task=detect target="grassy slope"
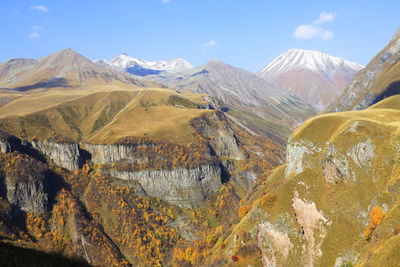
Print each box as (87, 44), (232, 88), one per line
(0, 86), (212, 144)
(215, 95), (400, 266)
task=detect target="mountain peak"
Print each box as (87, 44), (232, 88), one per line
(204, 58), (228, 67)
(258, 49), (363, 76)
(257, 49), (364, 110)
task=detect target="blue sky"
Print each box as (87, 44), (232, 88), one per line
(0, 0), (398, 72)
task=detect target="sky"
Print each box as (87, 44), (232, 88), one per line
(0, 0), (399, 72)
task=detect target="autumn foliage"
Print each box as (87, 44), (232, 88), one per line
(364, 205), (385, 241)
(238, 205), (251, 218)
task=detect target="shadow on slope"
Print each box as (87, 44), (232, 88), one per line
(371, 80), (400, 105)
(12, 78), (70, 92)
(0, 241), (91, 267)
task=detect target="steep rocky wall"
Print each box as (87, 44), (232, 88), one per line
(32, 140), (82, 171)
(5, 178), (48, 214)
(110, 164), (221, 208)
(85, 143), (149, 164)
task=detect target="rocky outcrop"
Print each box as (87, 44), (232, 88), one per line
(32, 140), (82, 171)
(285, 139), (321, 177)
(110, 164), (221, 207)
(191, 112), (246, 160)
(6, 178), (48, 214)
(4, 162), (48, 214)
(292, 192), (331, 267)
(257, 221), (294, 267)
(0, 130), (20, 154)
(85, 143), (149, 164)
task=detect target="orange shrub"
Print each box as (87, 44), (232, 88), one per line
(238, 205), (251, 218)
(364, 205), (385, 241)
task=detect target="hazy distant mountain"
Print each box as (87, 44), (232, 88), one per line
(145, 58), (317, 136)
(0, 48), (145, 91)
(326, 28), (400, 112)
(94, 54), (193, 76)
(257, 49), (363, 110)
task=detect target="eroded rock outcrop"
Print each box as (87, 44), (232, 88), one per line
(285, 139), (321, 177)
(85, 143), (149, 164)
(257, 221), (294, 267)
(0, 130), (20, 154)
(4, 160), (48, 214)
(292, 192), (331, 267)
(32, 140), (82, 171)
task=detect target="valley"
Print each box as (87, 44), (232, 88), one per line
(0, 5), (399, 265)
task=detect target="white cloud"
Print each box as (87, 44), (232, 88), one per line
(314, 12), (336, 24)
(30, 5), (49, 12)
(29, 32), (40, 39)
(203, 40), (218, 47)
(32, 25), (43, 31)
(29, 25), (43, 39)
(161, 0), (170, 3)
(293, 11), (335, 40)
(294, 25), (333, 40)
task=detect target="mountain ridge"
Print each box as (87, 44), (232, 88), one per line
(326, 27), (400, 112)
(0, 48), (147, 91)
(94, 53), (193, 76)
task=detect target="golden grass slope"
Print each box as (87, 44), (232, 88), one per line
(0, 86), (212, 144)
(212, 95), (400, 266)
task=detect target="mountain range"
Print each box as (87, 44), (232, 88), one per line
(1, 25), (400, 267)
(94, 53), (193, 76)
(143, 58), (317, 136)
(95, 49), (363, 112)
(0, 48), (147, 92)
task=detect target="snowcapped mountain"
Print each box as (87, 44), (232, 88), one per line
(257, 49), (363, 110)
(94, 54), (193, 76)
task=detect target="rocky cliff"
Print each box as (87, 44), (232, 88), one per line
(110, 164), (221, 207)
(32, 140), (82, 171)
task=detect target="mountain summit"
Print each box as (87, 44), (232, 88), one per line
(257, 49), (363, 110)
(94, 54), (193, 76)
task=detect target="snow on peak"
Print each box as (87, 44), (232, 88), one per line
(258, 49), (364, 77)
(94, 54), (193, 74)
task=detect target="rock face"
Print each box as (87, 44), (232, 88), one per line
(85, 143), (145, 164)
(32, 140), (82, 171)
(85, 111), (249, 207)
(291, 192), (331, 267)
(4, 160), (48, 214)
(0, 130), (20, 154)
(110, 164), (221, 207)
(5, 177), (48, 214)
(285, 139), (321, 177)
